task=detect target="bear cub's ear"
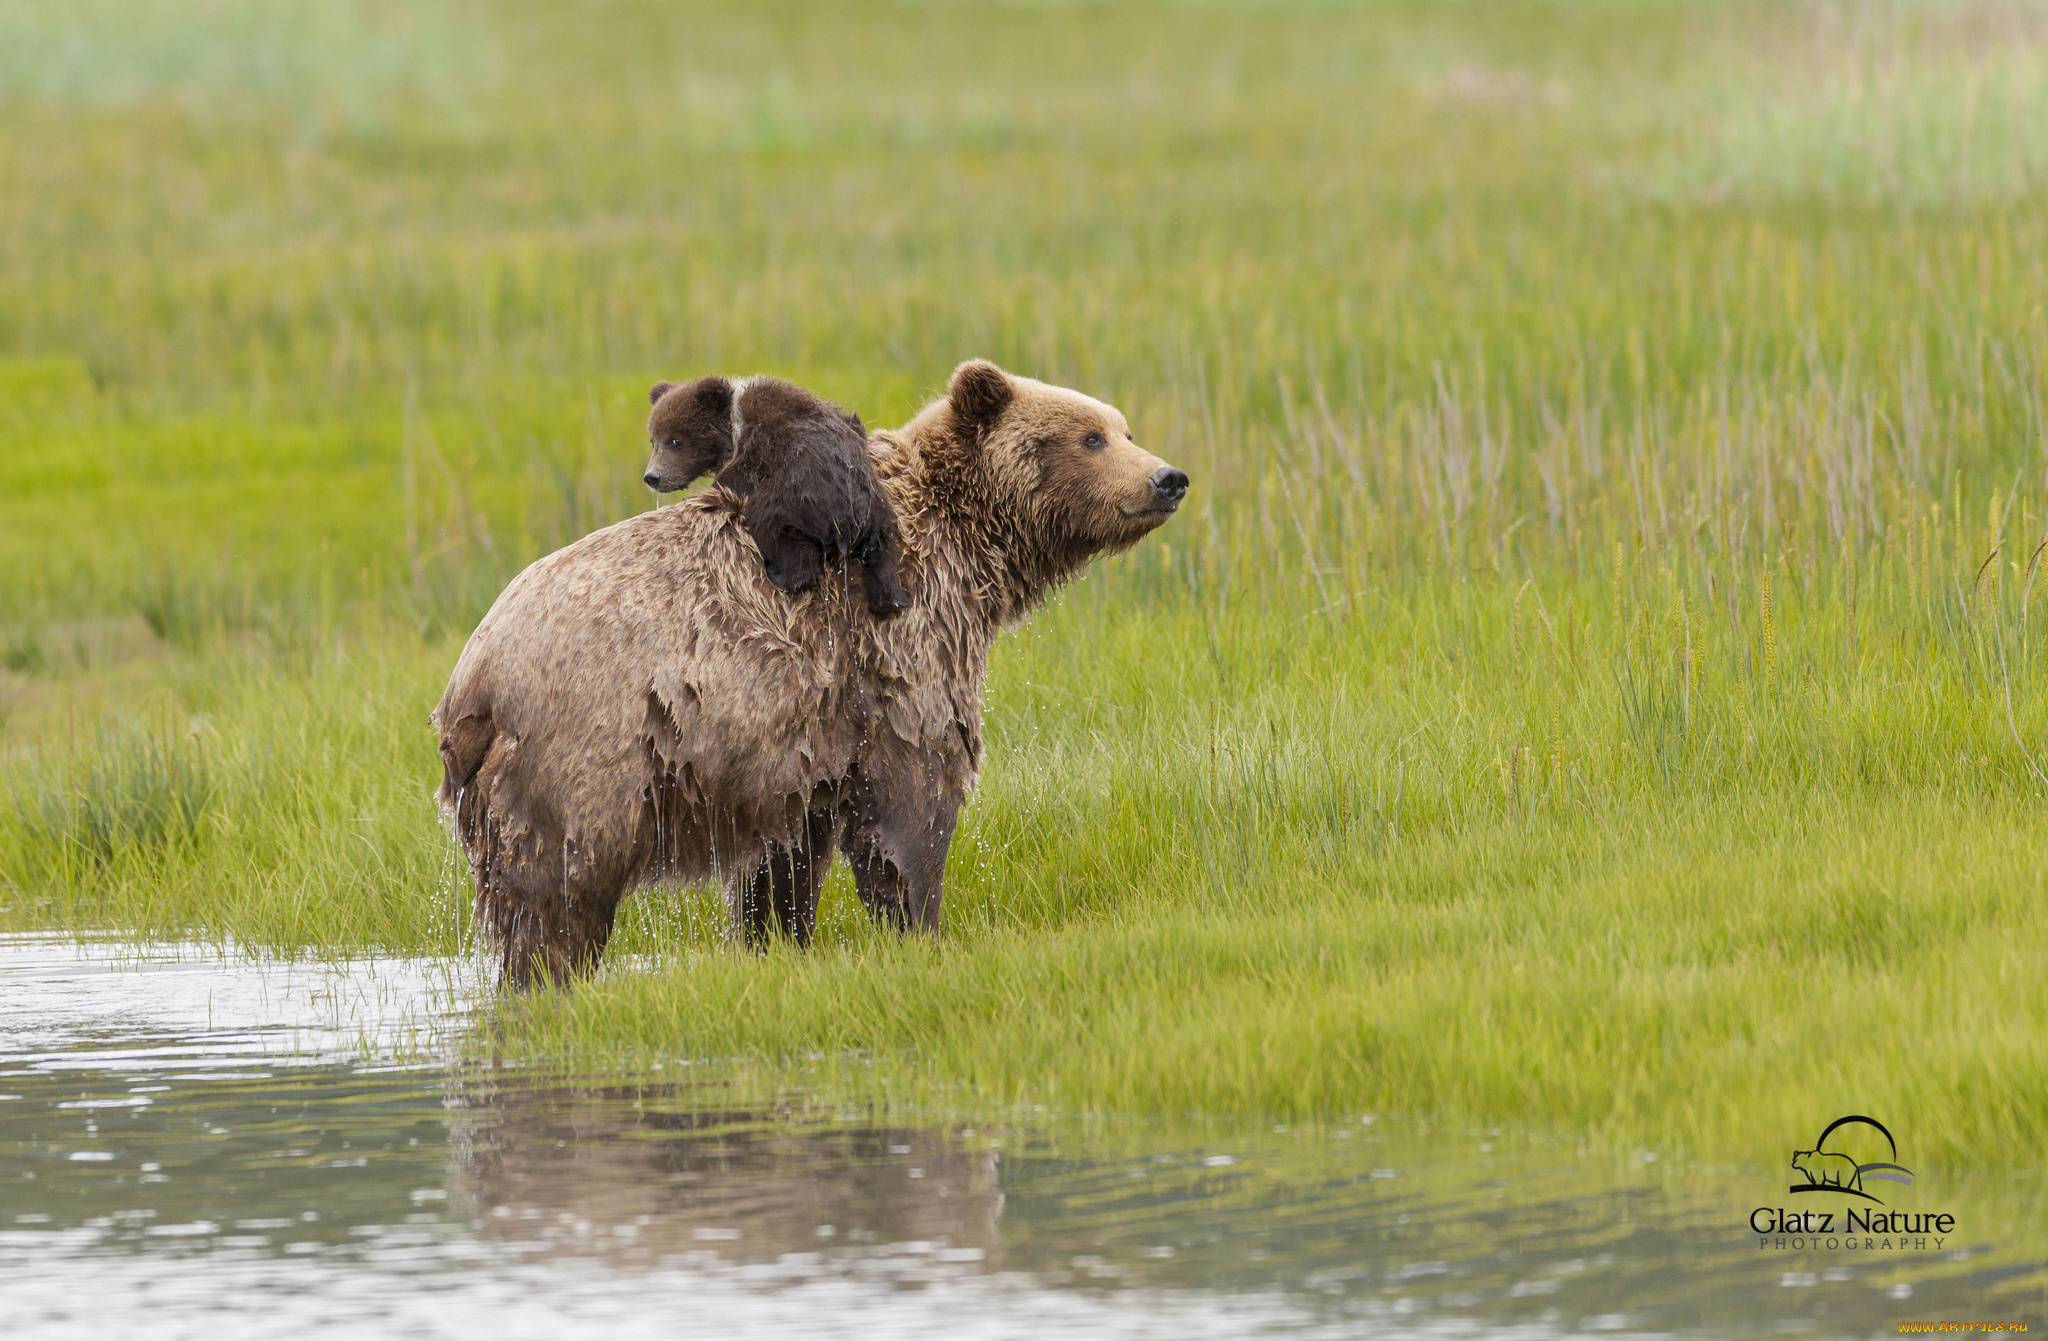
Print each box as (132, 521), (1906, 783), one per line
(692, 377), (735, 413)
(649, 380), (677, 405)
(948, 360), (1012, 428)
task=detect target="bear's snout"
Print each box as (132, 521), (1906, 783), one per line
(1149, 465), (1189, 507)
(643, 470), (662, 489)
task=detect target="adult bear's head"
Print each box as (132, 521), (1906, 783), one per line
(940, 360), (1188, 580)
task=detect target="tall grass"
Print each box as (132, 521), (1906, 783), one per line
(1, 0), (2046, 1160)
(9, 724), (215, 900)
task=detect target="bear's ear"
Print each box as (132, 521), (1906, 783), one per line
(692, 376), (735, 412)
(648, 380), (677, 405)
(948, 360), (1012, 429)
(841, 409), (866, 438)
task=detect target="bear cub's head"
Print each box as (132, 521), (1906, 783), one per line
(945, 360), (1189, 562)
(644, 376), (738, 493)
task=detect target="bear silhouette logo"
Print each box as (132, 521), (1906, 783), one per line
(1790, 1116), (1914, 1204)
(1791, 1149), (1862, 1192)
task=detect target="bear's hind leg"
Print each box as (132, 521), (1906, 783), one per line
(473, 827), (629, 991)
(503, 896), (623, 989)
(483, 873), (627, 990)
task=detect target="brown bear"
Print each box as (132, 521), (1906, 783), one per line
(643, 375), (910, 618)
(433, 360), (1189, 987)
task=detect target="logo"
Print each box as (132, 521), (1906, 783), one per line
(1750, 1114), (1955, 1249)
(1789, 1114), (1914, 1204)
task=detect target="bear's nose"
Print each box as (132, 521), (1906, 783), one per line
(1149, 466), (1189, 505)
(643, 472), (662, 489)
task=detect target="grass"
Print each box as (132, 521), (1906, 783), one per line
(2, 0), (2047, 1164)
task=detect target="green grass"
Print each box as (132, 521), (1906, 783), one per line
(3, 0), (2047, 1164)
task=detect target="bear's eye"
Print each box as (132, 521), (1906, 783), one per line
(668, 436), (683, 448)
(1083, 431), (1106, 451)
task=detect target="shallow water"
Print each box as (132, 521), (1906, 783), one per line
(1, 935), (2041, 1338)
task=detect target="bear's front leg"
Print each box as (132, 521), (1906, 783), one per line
(776, 807), (839, 945)
(841, 746), (963, 933)
(730, 808), (837, 950)
(752, 522), (826, 595)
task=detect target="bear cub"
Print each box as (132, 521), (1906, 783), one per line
(644, 375), (911, 617)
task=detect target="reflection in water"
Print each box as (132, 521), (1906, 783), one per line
(0, 935), (2044, 1338)
(449, 1078), (1005, 1270)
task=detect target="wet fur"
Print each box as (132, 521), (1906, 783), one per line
(437, 362), (1183, 987)
(646, 375), (910, 617)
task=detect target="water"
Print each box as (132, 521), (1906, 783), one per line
(1, 935), (2041, 1338)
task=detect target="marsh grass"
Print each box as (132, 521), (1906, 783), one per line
(12, 724), (215, 868)
(2, 0), (2046, 1162)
